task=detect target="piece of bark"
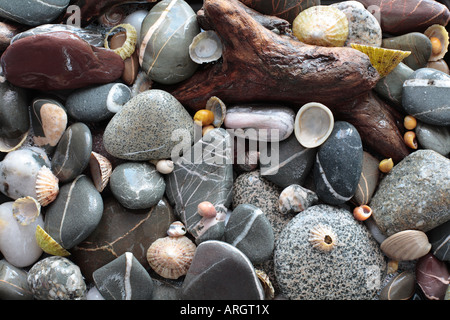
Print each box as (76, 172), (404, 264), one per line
(330, 90), (410, 163)
(171, 0), (379, 111)
(358, 0), (449, 35)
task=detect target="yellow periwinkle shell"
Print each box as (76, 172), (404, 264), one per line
(292, 6), (349, 47)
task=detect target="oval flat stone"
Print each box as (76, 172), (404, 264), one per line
(44, 175), (103, 250)
(0, 0), (70, 26)
(313, 121), (363, 205)
(224, 203), (274, 264)
(0, 259), (33, 300)
(139, 0), (200, 84)
(1, 31), (124, 91)
(374, 62), (414, 108)
(109, 162), (166, 210)
(0, 80), (29, 140)
(415, 121), (450, 156)
(351, 151), (380, 206)
(93, 252), (154, 300)
(403, 68), (450, 126)
(180, 240), (265, 300)
(51, 122), (92, 183)
(382, 33), (432, 70)
(103, 89), (193, 161)
(66, 83), (131, 122)
(380, 270), (415, 300)
(370, 150), (450, 236)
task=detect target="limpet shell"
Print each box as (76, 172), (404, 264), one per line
(35, 225), (70, 257)
(189, 30), (223, 64)
(350, 43), (411, 77)
(89, 151), (112, 192)
(292, 6), (349, 47)
(205, 96), (226, 128)
(380, 230), (431, 261)
(294, 102), (334, 148)
(424, 24), (449, 62)
(146, 235), (196, 279)
(104, 23), (137, 60)
(35, 166), (59, 207)
(0, 129), (28, 152)
(12, 196), (41, 226)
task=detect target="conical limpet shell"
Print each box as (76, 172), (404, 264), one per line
(206, 96), (226, 128)
(424, 24), (449, 62)
(380, 230), (431, 261)
(89, 151), (112, 192)
(189, 30), (223, 64)
(35, 225), (70, 257)
(350, 43), (411, 77)
(308, 224), (337, 252)
(35, 166), (59, 206)
(0, 129), (29, 152)
(104, 23), (137, 60)
(12, 196), (41, 226)
(146, 235), (196, 279)
(294, 102), (334, 148)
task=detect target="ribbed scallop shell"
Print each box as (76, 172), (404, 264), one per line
(35, 166), (59, 206)
(89, 152), (112, 192)
(380, 230), (431, 261)
(147, 236), (196, 279)
(292, 6), (349, 47)
(35, 225), (71, 257)
(12, 196), (41, 226)
(350, 43), (411, 77)
(424, 24), (449, 62)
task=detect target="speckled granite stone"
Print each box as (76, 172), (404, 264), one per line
(370, 150), (450, 236)
(274, 204), (386, 300)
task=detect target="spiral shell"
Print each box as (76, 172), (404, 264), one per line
(12, 196), (41, 226)
(35, 225), (70, 257)
(308, 224), (337, 252)
(35, 166), (59, 206)
(89, 151), (112, 192)
(424, 24), (449, 62)
(146, 235), (196, 279)
(155, 159), (174, 174)
(104, 23), (137, 60)
(292, 6), (349, 47)
(380, 230), (431, 261)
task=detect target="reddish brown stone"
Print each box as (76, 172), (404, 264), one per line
(1, 31), (124, 91)
(416, 253), (450, 300)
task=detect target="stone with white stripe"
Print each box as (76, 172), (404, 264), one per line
(313, 121), (363, 205)
(0, 0), (70, 26)
(224, 203), (274, 264)
(402, 68), (450, 126)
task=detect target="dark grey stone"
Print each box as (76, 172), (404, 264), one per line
(427, 219), (450, 262)
(382, 33), (432, 70)
(313, 121), (363, 205)
(0, 0), (70, 26)
(0, 259), (33, 300)
(0, 80), (29, 139)
(415, 121), (450, 156)
(374, 62), (414, 107)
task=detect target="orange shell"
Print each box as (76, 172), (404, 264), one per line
(353, 204), (372, 221)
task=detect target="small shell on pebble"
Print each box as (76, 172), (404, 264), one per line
(403, 115), (417, 130)
(197, 201), (217, 218)
(308, 224), (337, 252)
(205, 96), (226, 128)
(12, 196), (41, 226)
(424, 24), (449, 61)
(255, 269), (275, 300)
(167, 221), (186, 237)
(189, 30), (223, 64)
(89, 151), (112, 192)
(104, 23), (137, 60)
(35, 166), (59, 207)
(155, 159), (174, 174)
(146, 235), (196, 279)
(380, 230), (431, 261)
(193, 109), (215, 126)
(294, 102), (334, 148)
(35, 225), (70, 257)
(404, 131), (418, 149)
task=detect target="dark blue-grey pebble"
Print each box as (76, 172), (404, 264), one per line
(0, 0), (70, 26)
(0, 80), (29, 139)
(415, 121), (450, 156)
(313, 121), (363, 205)
(0, 259), (33, 300)
(427, 219), (450, 262)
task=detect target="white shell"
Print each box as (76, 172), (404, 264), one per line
(167, 221), (186, 237)
(294, 102), (334, 148)
(205, 96), (226, 128)
(380, 230), (431, 261)
(12, 196), (41, 226)
(189, 30), (223, 64)
(155, 159), (174, 174)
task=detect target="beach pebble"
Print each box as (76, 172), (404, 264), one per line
(382, 33), (432, 70)
(71, 196), (175, 283)
(0, 259), (33, 300)
(44, 175), (103, 250)
(415, 121), (450, 156)
(103, 89), (193, 161)
(374, 62), (414, 108)
(51, 122), (92, 183)
(0, 80), (29, 140)
(351, 151), (380, 206)
(416, 253), (450, 300)
(109, 162), (165, 210)
(379, 270), (416, 300)
(278, 184), (318, 215)
(180, 240), (265, 300)
(93, 252), (154, 300)
(274, 204), (386, 300)
(370, 150), (450, 236)
(0, 0), (70, 26)
(402, 68), (450, 126)
(427, 219), (450, 262)
(224, 203), (274, 264)
(27, 256), (86, 300)
(313, 121), (363, 205)
(0, 201), (43, 268)
(65, 83), (131, 122)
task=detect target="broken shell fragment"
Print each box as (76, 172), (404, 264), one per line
(255, 269), (275, 300)
(167, 221), (187, 237)
(292, 6), (349, 47)
(424, 24), (449, 62)
(205, 96), (226, 128)
(35, 225), (70, 257)
(89, 151), (112, 192)
(12, 196), (41, 226)
(351, 43), (411, 77)
(294, 102), (334, 148)
(189, 30), (223, 64)
(35, 166), (59, 206)
(146, 235), (196, 279)
(380, 230), (431, 261)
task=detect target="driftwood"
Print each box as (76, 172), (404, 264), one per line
(171, 0), (379, 111)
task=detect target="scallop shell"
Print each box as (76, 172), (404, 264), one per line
(308, 224), (338, 252)
(35, 166), (59, 206)
(350, 43), (411, 77)
(104, 23), (137, 60)
(424, 24), (449, 62)
(206, 96), (226, 128)
(35, 225), (70, 257)
(380, 230), (431, 261)
(146, 235), (196, 279)
(294, 102), (334, 148)
(292, 6), (349, 47)
(0, 129), (29, 152)
(12, 196), (41, 226)
(189, 30), (223, 64)
(89, 151), (112, 192)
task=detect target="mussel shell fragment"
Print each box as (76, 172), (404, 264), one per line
(294, 102), (334, 148)
(35, 225), (70, 257)
(189, 30), (223, 64)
